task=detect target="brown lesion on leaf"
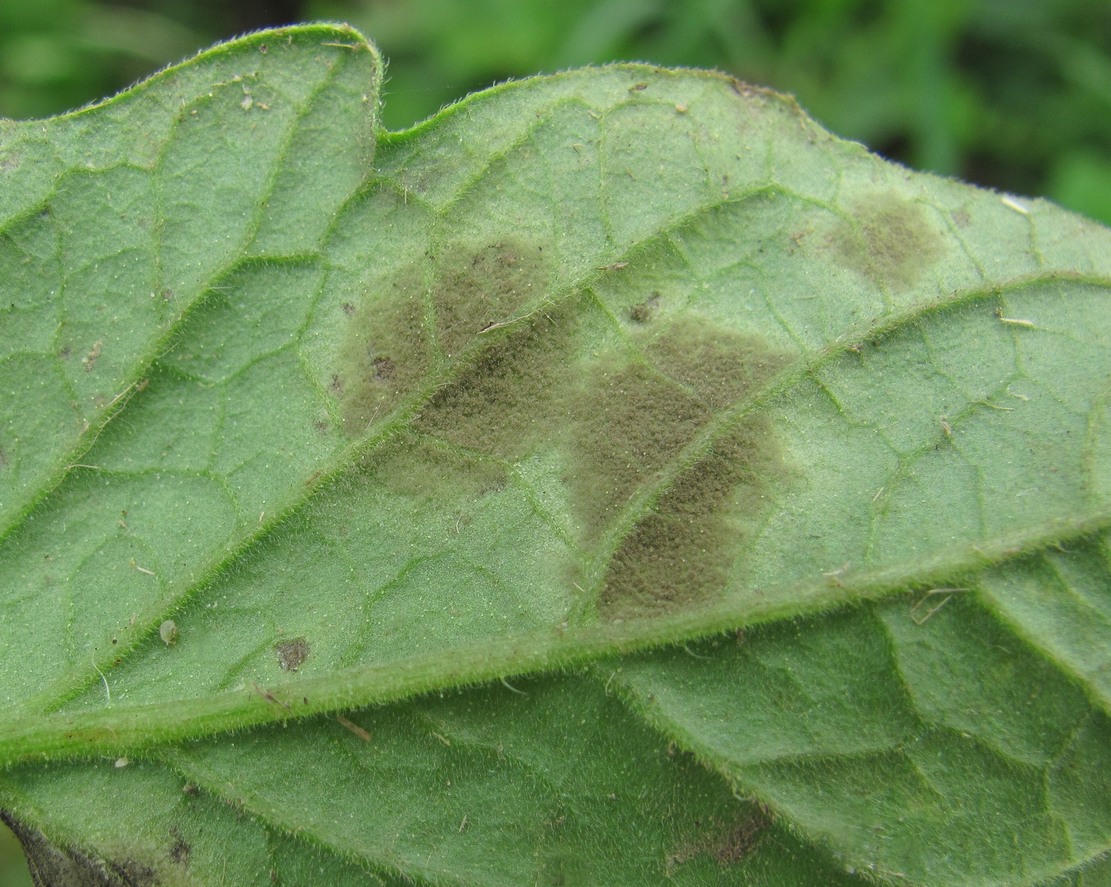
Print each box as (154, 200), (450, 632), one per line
(82, 339), (103, 372)
(668, 807), (771, 873)
(415, 297), (579, 460)
(335, 238), (553, 439)
(646, 318), (790, 410)
(168, 829), (190, 867)
(576, 319), (794, 619)
(274, 636), (309, 671)
(335, 266), (431, 437)
(627, 292), (660, 324)
(832, 191), (944, 291)
(332, 234), (793, 621)
(431, 239), (550, 359)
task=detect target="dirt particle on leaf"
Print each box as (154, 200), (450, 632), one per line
(82, 340), (103, 372)
(274, 636), (309, 671)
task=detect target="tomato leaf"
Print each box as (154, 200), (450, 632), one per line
(2, 25), (1109, 886)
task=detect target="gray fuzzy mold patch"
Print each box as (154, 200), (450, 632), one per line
(581, 321), (792, 620)
(335, 264), (430, 437)
(833, 192), (944, 291)
(334, 237), (794, 621)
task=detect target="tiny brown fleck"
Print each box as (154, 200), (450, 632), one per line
(372, 356), (395, 380)
(274, 636), (309, 671)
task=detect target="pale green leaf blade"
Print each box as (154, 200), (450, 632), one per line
(0, 23), (378, 535)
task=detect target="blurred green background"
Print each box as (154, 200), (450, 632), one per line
(1, 0), (1109, 880)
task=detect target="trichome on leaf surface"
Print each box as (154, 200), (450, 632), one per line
(1, 23), (1110, 887)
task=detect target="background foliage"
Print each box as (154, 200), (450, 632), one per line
(1, 1), (1109, 882)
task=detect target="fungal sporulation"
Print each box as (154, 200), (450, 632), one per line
(274, 636), (309, 671)
(670, 809), (770, 870)
(334, 237), (794, 621)
(432, 240), (550, 359)
(361, 432), (508, 500)
(571, 361), (709, 536)
(598, 418), (783, 619)
(575, 321), (792, 617)
(647, 319), (789, 410)
(336, 267), (430, 436)
(833, 192), (944, 290)
(415, 299), (579, 460)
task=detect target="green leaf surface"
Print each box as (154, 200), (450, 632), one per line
(2, 24), (1110, 886)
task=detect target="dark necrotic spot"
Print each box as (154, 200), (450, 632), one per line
(628, 292), (660, 323)
(274, 637), (309, 672)
(168, 831), (190, 867)
(669, 808), (770, 871)
(371, 356), (395, 380)
(711, 811), (769, 866)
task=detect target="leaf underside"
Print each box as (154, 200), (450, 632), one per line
(1, 24), (1110, 887)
